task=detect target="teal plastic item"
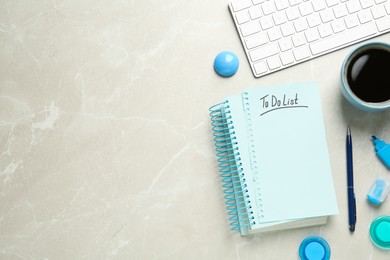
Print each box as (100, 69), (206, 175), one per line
(299, 236), (331, 260)
(372, 136), (390, 169)
(370, 216), (390, 249)
(213, 51), (239, 77)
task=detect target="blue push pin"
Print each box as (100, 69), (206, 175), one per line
(213, 51), (239, 77)
(299, 236), (331, 260)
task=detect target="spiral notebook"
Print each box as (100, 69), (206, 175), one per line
(209, 83), (338, 236)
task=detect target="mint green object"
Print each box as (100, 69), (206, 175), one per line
(370, 216), (390, 250)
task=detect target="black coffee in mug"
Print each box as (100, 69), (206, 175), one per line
(346, 46), (390, 103)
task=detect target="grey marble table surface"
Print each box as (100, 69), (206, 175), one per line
(1, 1), (390, 259)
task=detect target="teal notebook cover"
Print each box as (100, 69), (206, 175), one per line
(210, 82), (338, 235)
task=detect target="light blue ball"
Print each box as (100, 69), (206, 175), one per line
(214, 51), (239, 77)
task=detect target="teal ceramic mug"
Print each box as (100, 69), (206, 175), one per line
(340, 42), (390, 112)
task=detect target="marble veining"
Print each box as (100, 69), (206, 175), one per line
(1, 0), (390, 259)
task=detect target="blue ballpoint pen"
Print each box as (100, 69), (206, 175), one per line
(347, 126), (356, 232)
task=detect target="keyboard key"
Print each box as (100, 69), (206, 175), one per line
(333, 4), (348, 18)
(268, 27), (283, 41)
(331, 19), (346, 33)
(345, 14), (360, 28)
(249, 43), (280, 62)
(292, 33), (306, 46)
(346, 0), (361, 13)
(280, 51), (295, 65)
(305, 28), (320, 42)
(279, 38), (293, 51)
(358, 9), (373, 23)
(286, 6), (300, 20)
(293, 46), (311, 60)
(267, 56), (282, 69)
(253, 61), (268, 74)
(385, 2), (390, 14)
(371, 5), (386, 18)
(307, 13), (322, 27)
(360, 0), (375, 9)
(289, 0), (302, 6)
(273, 12), (288, 25)
(236, 10), (250, 24)
(318, 23), (333, 37)
(249, 6), (263, 19)
(260, 16), (274, 30)
(299, 2), (314, 16)
(231, 0), (252, 11)
(376, 16), (390, 31)
(320, 9), (334, 22)
(252, 0), (264, 5)
(262, 1), (276, 15)
(240, 21), (261, 36)
(281, 23), (296, 36)
(245, 32), (269, 49)
(312, 0), (327, 11)
(294, 18), (309, 32)
(326, 0), (339, 7)
(275, 0), (290, 10)
(310, 22), (377, 55)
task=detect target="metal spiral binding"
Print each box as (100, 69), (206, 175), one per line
(209, 101), (255, 231)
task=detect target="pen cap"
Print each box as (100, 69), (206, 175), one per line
(370, 216), (390, 250)
(299, 236), (331, 260)
(367, 178), (390, 205)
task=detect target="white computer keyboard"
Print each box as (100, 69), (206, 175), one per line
(229, 0), (390, 77)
